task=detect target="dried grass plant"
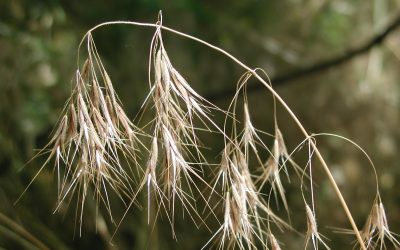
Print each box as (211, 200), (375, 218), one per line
(18, 12), (399, 249)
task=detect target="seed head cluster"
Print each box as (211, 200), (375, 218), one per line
(22, 17), (399, 250)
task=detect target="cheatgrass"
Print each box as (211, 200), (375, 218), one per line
(18, 12), (399, 250)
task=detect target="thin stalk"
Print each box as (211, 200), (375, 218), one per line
(0, 224), (40, 250)
(79, 20), (366, 249)
(0, 212), (50, 250)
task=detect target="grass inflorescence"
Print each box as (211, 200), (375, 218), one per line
(18, 12), (399, 250)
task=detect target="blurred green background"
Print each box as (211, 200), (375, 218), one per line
(1, 0), (400, 249)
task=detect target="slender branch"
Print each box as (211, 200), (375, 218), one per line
(207, 12), (400, 101)
(82, 19), (367, 249)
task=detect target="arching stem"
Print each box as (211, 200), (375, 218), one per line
(79, 20), (366, 249)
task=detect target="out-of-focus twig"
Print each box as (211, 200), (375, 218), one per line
(206, 12), (400, 101)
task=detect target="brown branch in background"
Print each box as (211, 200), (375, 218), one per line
(207, 13), (400, 102)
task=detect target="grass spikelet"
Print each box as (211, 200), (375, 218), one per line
(273, 127), (302, 179)
(258, 155), (288, 213)
(202, 71), (291, 249)
(269, 232), (282, 250)
(305, 204), (330, 250)
(130, 20), (228, 234)
(358, 195), (400, 249)
(228, 71), (295, 214)
(20, 32), (143, 233)
(204, 138), (288, 250)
